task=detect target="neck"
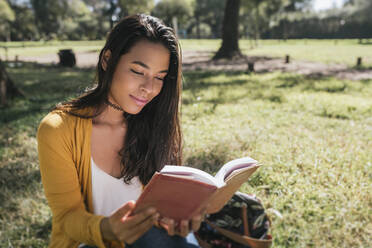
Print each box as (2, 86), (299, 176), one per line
(94, 101), (126, 127)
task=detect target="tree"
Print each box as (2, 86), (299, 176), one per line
(58, 0), (98, 40)
(151, 0), (192, 36)
(240, 0), (312, 42)
(0, 0), (15, 41)
(213, 0), (241, 59)
(9, 4), (39, 41)
(193, 0), (225, 38)
(82, 0), (111, 37)
(118, 0), (154, 17)
(0, 60), (24, 106)
(30, 0), (69, 39)
(213, 0), (313, 59)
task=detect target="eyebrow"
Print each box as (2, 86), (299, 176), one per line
(131, 61), (168, 73)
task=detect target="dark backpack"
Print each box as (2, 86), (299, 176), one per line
(195, 192), (272, 248)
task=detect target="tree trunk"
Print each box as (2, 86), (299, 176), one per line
(108, 0), (117, 29)
(213, 0), (242, 60)
(0, 60), (24, 106)
(254, 1), (259, 47)
(196, 14), (201, 39)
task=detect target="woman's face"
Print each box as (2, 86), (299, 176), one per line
(108, 39), (170, 114)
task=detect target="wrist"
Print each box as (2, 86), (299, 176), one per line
(100, 217), (118, 241)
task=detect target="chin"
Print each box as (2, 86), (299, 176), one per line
(125, 106), (144, 115)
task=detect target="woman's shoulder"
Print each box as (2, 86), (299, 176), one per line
(39, 109), (74, 130)
(37, 110), (73, 143)
(37, 107), (93, 139)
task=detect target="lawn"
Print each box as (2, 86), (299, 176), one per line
(0, 61), (371, 247)
(1, 39), (372, 67)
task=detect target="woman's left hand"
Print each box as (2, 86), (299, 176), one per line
(159, 212), (206, 237)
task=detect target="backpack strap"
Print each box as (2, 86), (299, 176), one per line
(206, 220), (272, 248)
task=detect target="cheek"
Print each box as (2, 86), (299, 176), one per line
(154, 82), (164, 96)
(112, 72), (136, 91)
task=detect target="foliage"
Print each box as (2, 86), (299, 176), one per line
(30, 0), (68, 39)
(9, 4), (39, 41)
(192, 0), (225, 38)
(1, 0), (372, 41)
(0, 0), (15, 22)
(118, 0), (154, 17)
(151, 0), (192, 36)
(265, 0), (372, 39)
(0, 0), (15, 41)
(240, 0), (312, 40)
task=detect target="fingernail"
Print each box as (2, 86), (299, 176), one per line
(153, 213), (160, 219)
(159, 217), (169, 224)
(147, 208), (156, 214)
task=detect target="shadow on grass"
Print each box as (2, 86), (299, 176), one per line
(276, 74), (350, 93)
(1, 62), (94, 124)
(184, 143), (266, 191)
(0, 163), (40, 194)
(0, 96), (65, 124)
(31, 218), (52, 240)
(0, 159), (52, 241)
(184, 143), (231, 174)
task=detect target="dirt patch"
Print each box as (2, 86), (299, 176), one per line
(182, 51), (372, 81)
(17, 50), (372, 81)
(18, 51), (99, 68)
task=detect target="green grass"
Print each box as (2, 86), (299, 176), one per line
(1, 62), (371, 247)
(0, 40), (104, 57)
(241, 39), (372, 67)
(1, 39), (372, 67)
(181, 39), (372, 67)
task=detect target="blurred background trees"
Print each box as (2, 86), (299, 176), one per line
(0, 0), (371, 41)
(0, 0), (15, 41)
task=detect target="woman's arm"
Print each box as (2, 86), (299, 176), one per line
(38, 113), (160, 246)
(100, 201), (159, 244)
(37, 114), (106, 247)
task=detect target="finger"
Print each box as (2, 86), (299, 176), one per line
(178, 220), (189, 237)
(122, 207), (157, 226)
(160, 217), (175, 236)
(113, 200), (135, 219)
(191, 215), (202, 232)
(126, 212), (159, 244)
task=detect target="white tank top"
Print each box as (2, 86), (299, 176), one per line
(91, 158), (143, 216)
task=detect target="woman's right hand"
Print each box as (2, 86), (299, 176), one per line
(100, 200), (159, 244)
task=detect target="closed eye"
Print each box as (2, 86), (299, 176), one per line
(155, 77), (165, 81)
(130, 69), (144, 75)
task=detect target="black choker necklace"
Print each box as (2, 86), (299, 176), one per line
(105, 99), (124, 112)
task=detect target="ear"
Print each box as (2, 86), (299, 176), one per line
(101, 49), (111, 71)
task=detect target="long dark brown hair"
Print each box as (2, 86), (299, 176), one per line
(55, 14), (182, 185)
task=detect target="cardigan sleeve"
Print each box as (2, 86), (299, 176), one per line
(37, 113), (106, 248)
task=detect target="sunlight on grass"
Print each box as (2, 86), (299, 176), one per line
(0, 64), (371, 247)
(1, 39), (372, 67)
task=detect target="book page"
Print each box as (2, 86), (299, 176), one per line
(207, 164), (259, 214)
(214, 157), (258, 182)
(160, 165), (224, 187)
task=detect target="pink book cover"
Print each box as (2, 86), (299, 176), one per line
(132, 173), (218, 221)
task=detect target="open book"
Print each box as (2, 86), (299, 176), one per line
(131, 157), (259, 221)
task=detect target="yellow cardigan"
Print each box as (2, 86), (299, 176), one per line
(37, 108), (124, 248)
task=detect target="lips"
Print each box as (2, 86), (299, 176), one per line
(130, 95), (149, 107)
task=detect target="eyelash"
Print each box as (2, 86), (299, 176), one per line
(130, 69), (164, 81)
(130, 69), (143, 75)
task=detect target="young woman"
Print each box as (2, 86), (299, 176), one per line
(37, 14), (203, 248)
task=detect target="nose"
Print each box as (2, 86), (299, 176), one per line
(140, 77), (153, 94)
